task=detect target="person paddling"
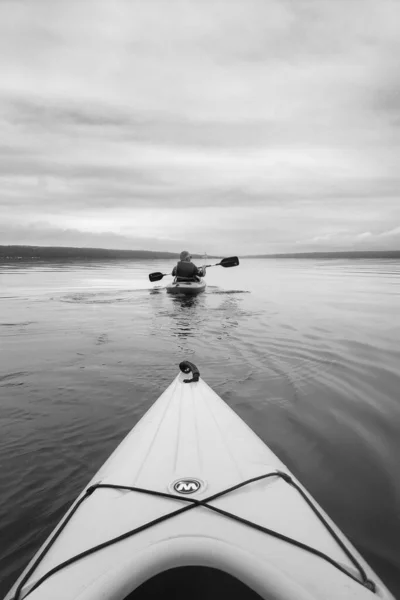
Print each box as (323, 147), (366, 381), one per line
(172, 251), (206, 281)
(148, 256), (239, 283)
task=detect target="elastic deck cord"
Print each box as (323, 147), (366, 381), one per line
(13, 471), (375, 600)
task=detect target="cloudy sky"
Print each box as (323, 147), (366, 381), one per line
(1, 0), (399, 254)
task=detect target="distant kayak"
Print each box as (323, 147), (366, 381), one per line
(5, 361), (395, 600)
(148, 256), (239, 292)
(166, 278), (206, 296)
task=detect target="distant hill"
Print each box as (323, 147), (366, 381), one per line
(2, 246), (398, 261)
(245, 251), (400, 259)
(0, 245), (206, 260)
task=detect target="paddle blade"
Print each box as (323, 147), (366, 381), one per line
(149, 272), (166, 282)
(219, 256), (239, 268)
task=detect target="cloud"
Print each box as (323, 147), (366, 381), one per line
(0, 221), (190, 253)
(379, 226), (400, 238)
(1, 0), (400, 253)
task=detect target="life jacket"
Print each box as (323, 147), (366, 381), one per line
(175, 260), (198, 280)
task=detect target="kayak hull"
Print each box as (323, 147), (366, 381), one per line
(5, 369), (395, 600)
(166, 279), (206, 295)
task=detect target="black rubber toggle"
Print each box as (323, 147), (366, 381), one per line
(179, 361), (200, 383)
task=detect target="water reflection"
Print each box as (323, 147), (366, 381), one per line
(170, 295), (205, 340)
(171, 294), (198, 310)
(147, 289), (209, 346)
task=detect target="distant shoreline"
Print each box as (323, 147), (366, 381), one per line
(0, 246), (206, 260)
(245, 251), (400, 259)
(0, 245), (399, 260)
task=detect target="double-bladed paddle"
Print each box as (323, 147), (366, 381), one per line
(148, 256), (240, 282)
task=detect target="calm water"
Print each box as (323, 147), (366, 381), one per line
(0, 258), (399, 597)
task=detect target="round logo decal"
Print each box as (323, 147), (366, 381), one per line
(173, 478), (202, 495)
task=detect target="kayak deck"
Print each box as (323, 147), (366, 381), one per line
(6, 363), (394, 600)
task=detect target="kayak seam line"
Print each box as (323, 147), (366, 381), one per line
(133, 384), (176, 485)
(13, 471), (376, 600)
(201, 386), (244, 480)
(173, 380), (183, 472)
(192, 386), (203, 472)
